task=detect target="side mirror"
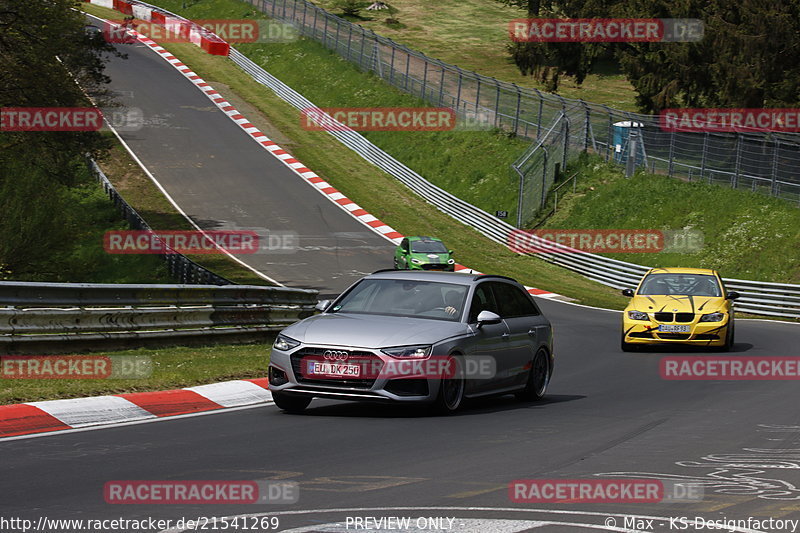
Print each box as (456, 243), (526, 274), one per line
(448, 249), (454, 255)
(315, 299), (331, 312)
(476, 310), (501, 329)
(727, 291), (740, 300)
(621, 288), (635, 297)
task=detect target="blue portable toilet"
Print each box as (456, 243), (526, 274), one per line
(612, 121), (646, 166)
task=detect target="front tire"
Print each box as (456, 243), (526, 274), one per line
(272, 391), (312, 413)
(716, 320), (735, 352)
(516, 348), (550, 401)
(432, 356), (465, 414)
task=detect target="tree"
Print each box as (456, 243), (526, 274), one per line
(0, 0), (121, 274)
(498, 0), (800, 111)
(500, 0), (615, 92)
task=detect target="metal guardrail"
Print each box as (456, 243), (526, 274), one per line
(227, 49), (800, 319)
(91, 159), (233, 286)
(0, 281), (318, 353)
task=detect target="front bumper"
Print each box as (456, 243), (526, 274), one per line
(268, 345), (443, 403)
(407, 262), (455, 272)
(622, 316), (730, 346)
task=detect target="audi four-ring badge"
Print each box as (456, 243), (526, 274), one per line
(268, 270), (554, 414)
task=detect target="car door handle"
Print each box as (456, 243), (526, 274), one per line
(528, 329), (537, 336)
(501, 333), (510, 339)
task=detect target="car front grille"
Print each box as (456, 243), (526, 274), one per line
(654, 312), (695, 323)
(290, 347), (381, 389)
(421, 263), (449, 270)
(656, 333), (691, 340)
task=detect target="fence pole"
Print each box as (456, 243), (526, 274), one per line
(562, 114), (569, 170)
(581, 100), (590, 151)
(667, 132), (675, 177)
(389, 45), (396, 84)
(515, 165), (525, 228)
(422, 60), (429, 100)
(700, 132), (708, 180)
(359, 27), (367, 67)
(438, 62), (446, 105)
(513, 84), (521, 136)
(455, 68), (463, 111)
(771, 138), (780, 196)
(404, 53), (410, 90)
(540, 149), (549, 208)
(535, 90), (543, 139)
(346, 24), (353, 60)
(475, 76), (481, 116)
(733, 135), (742, 189)
(494, 79), (501, 128)
(373, 41), (383, 77)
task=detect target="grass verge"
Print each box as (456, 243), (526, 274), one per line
(0, 342), (271, 405)
(540, 153), (800, 284)
(97, 138), (274, 285)
(309, 0), (640, 111)
(1, 158), (174, 284)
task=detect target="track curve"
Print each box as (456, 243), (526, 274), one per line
(93, 20), (392, 296)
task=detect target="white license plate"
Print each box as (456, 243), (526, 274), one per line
(307, 361), (361, 377)
(659, 324), (690, 333)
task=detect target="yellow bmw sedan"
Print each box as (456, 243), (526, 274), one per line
(621, 268), (740, 352)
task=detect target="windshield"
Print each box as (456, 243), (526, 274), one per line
(638, 273), (722, 297)
(330, 279), (467, 321)
(410, 240), (448, 253)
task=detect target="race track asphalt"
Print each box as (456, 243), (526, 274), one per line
(93, 22), (392, 296)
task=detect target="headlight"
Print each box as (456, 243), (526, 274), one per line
(447, 258), (455, 264)
(627, 310), (648, 321)
(273, 335), (300, 351)
(700, 312), (725, 322)
(381, 345), (432, 358)
(410, 258), (422, 264)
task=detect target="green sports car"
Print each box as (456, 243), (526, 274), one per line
(394, 236), (455, 271)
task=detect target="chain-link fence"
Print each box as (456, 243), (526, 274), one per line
(249, 0), (800, 225)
